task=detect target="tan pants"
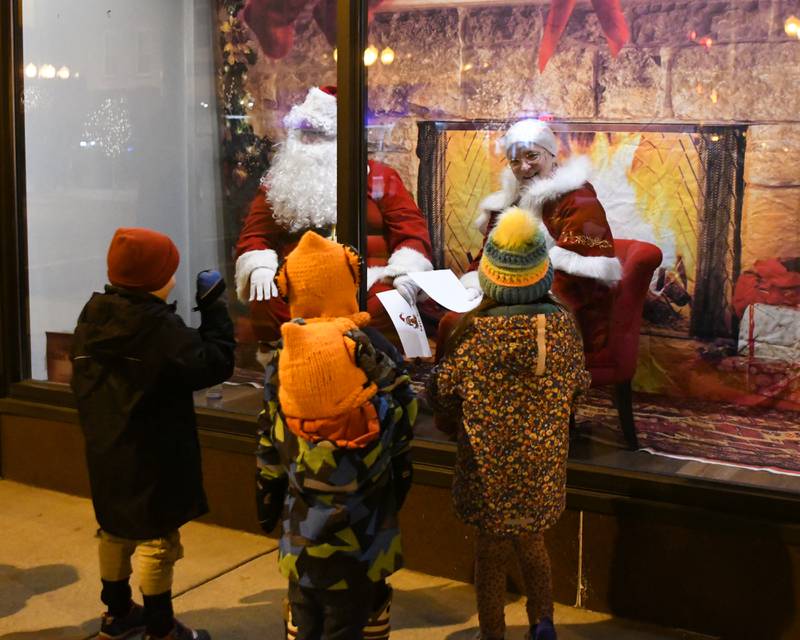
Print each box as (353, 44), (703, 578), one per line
(98, 529), (184, 596)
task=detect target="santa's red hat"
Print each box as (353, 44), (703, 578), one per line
(283, 86), (337, 136)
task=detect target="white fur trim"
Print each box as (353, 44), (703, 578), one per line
(367, 247), (433, 290)
(283, 87), (337, 136)
(549, 245), (622, 285)
(476, 168), (519, 232)
(519, 156), (592, 214)
(235, 249), (278, 302)
(460, 270), (480, 290)
(367, 247), (433, 291)
(475, 157), (592, 239)
(477, 158), (591, 232)
(366, 266), (386, 291)
(384, 247), (433, 277)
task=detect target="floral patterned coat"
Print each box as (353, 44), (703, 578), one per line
(429, 303), (591, 535)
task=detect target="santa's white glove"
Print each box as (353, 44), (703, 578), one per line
(249, 266), (278, 302)
(465, 287), (482, 301)
(393, 275), (421, 307)
(459, 270), (482, 302)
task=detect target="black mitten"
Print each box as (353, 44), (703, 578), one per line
(194, 269), (226, 311)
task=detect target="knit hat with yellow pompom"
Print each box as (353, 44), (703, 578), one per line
(275, 230), (369, 326)
(478, 206), (554, 304)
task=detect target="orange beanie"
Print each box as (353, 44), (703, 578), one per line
(275, 230), (369, 325)
(276, 231), (380, 448)
(107, 227), (179, 292)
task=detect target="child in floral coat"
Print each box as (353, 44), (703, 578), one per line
(429, 207), (591, 640)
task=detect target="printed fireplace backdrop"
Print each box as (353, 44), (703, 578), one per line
(215, 0), (800, 474)
(417, 122), (800, 473)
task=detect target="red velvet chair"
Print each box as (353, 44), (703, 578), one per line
(584, 239), (663, 449)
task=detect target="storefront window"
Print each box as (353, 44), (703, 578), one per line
(19, 1), (800, 487)
(358, 1), (800, 484)
(24, 0), (219, 380)
(22, 0), (339, 415)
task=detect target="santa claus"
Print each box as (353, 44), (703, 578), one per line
(462, 119), (622, 351)
(235, 85), (435, 345)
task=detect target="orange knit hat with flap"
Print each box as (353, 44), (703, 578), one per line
(275, 230), (368, 324)
(278, 317), (379, 449)
(276, 231), (377, 448)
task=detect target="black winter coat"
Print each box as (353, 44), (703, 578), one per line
(70, 286), (235, 539)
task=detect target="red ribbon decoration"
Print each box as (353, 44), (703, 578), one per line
(241, 0), (386, 60)
(241, 0), (629, 71)
(538, 0), (630, 72)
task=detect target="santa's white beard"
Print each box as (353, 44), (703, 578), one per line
(263, 135), (338, 233)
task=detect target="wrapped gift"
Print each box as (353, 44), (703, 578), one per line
(738, 303), (800, 362)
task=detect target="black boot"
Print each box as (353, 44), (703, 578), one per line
(142, 591), (174, 638)
(99, 579), (145, 640)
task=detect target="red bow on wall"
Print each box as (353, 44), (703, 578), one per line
(242, 0), (630, 71)
(241, 0), (386, 59)
(538, 0), (630, 71)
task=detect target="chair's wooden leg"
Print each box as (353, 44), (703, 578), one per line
(614, 381), (639, 450)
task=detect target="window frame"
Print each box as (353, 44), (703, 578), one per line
(1, 0), (29, 398)
(1, 0), (799, 529)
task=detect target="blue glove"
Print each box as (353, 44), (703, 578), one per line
(194, 269), (226, 310)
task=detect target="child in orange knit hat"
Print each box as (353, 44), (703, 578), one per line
(255, 230), (416, 640)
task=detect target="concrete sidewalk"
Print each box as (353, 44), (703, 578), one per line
(0, 481), (709, 640)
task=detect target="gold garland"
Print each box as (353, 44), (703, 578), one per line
(560, 231), (613, 250)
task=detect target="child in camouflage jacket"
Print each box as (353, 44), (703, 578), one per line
(255, 231), (415, 640)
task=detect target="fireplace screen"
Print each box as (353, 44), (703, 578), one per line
(417, 121), (746, 341)
(416, 120), (800, 471)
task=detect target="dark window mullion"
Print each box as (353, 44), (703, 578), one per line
(0, 0), (30, 396)
(336, 0), (368, 309)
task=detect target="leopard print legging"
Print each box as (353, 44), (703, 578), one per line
(475, 530), (554, 640)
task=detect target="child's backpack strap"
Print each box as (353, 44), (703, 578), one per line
(535, 313), (547, 376)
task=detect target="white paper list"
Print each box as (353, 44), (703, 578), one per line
(408, 269), (483, 313)
(375, 289), (432, 358)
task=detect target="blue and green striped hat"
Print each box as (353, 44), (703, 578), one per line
(478, 207), (553, 304)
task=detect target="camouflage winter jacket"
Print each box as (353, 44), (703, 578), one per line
(256, 327), (415, 590)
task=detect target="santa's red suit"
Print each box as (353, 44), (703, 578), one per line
(235, 159), (434, 342)
(464, 156), (622, 351)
